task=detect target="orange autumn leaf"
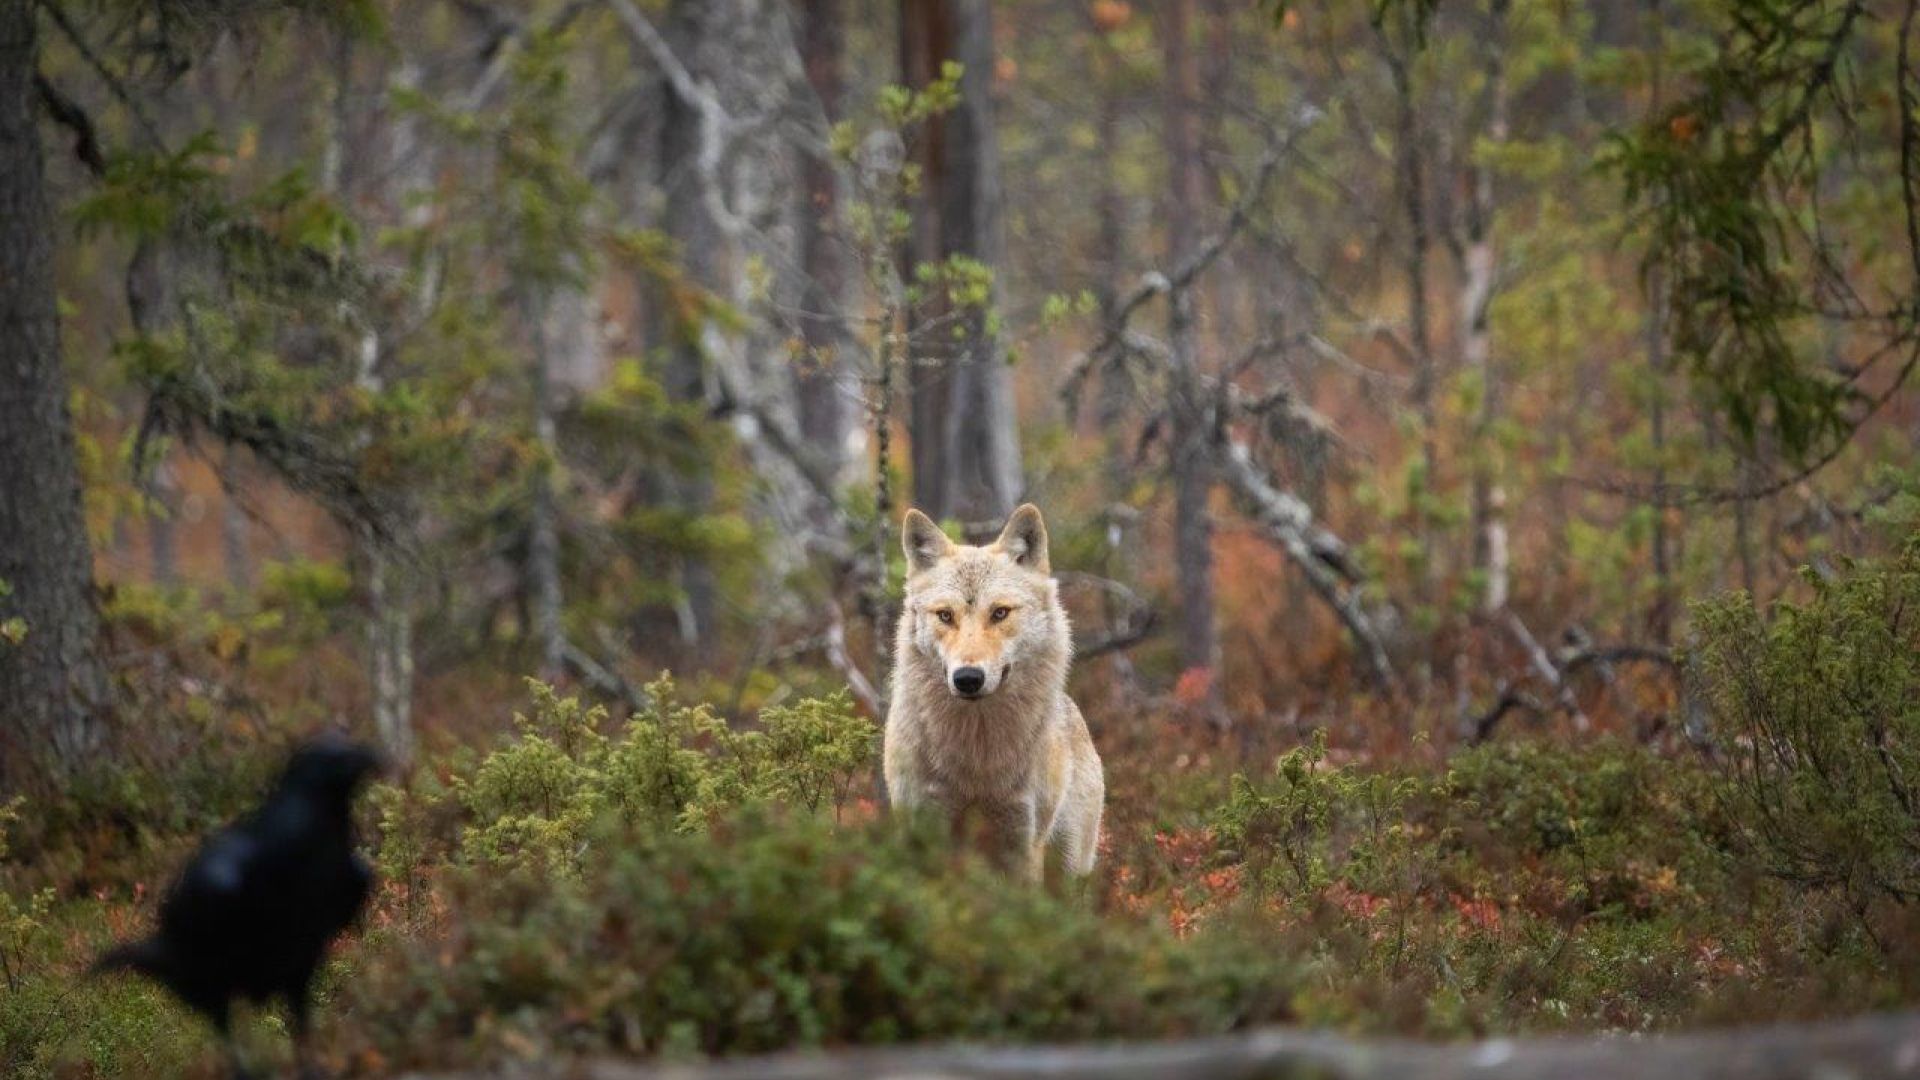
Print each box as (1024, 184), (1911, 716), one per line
(1090, 0), (1132, 32)
(1173, 665), (1215, 707)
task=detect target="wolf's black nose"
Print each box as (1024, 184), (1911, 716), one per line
(952, 667), (986, 695)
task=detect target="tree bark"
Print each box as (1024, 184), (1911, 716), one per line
(899, 0), (1023, 528)
(526, 287), (566, 677)
(0, 0), (111, 789)
(220, 446), (252, 594)
(795, 0), (858, 483)
(1643, 0), (1675, 643)
(145, 456), (181, 585)
(1463, 0), (1511, 615)
(656, 0), (724, 645)
(338, 34), (416, 762)
(1161, 0), (1225, 725)
(1091, 34), (1143, 692)
(1381, 8), (1438, 598)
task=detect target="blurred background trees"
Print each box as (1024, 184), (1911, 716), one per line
(1, 0), (1916, 789)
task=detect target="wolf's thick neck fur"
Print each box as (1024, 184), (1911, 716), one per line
(890, 579), (1071, 801)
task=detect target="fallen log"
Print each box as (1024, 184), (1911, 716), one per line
(408, 1011), (1920, 1080)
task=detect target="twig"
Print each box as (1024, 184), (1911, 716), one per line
(32, 72), (105, 176)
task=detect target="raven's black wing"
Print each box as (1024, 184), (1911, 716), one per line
(157, 824), (268, 945)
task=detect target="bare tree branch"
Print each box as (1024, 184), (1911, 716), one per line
(1219, 440), (1400, 698)
(1061, 105), (1322, 412)
(32, 72), (105, 176)
(1056, 571), (1158, 659)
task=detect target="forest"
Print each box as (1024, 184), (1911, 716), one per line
(2, 0), (1919, 1076)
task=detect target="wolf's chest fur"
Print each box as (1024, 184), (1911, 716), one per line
(896, 650), (1056, 797)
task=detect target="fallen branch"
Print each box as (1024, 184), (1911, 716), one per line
(1463, 684), (1548, 742)
(1465, 619), (1685, 744)
(1054, 571), (1158, 660)
(561, 639), (650, 713)
(408, 1009), (1920, 1080)
(823, 600), (883, 716)
(1500, 609), (1588, 732)
(1220, 440), (1400, 698)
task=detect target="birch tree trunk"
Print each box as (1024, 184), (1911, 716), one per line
(0, 0), (110, 789)
(346, 37), (416, 763)
(1463, 0), (1511, 615)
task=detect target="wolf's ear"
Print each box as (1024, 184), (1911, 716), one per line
(902, 509), (954, 573)
(995, 503), (1050, 574)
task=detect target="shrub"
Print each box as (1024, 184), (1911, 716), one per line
(340, 678), (1292, 1067)
(341, 811), (1292, 1067)
(1691, 540), (1920, 912)
(1210, 731), (1426, 899)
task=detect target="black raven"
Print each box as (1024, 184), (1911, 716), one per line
(94, 735), (381, 1079)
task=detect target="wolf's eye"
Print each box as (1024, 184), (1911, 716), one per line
(990, 606), (1013, 622)
(935, 609), (955, 625)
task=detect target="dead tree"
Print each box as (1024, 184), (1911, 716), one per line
(1064, 112), (1403, 703)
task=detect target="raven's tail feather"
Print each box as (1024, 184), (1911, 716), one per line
(90, 937), (168, 979)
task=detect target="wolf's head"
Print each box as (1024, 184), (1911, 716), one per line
(900, 504), (1066, 700)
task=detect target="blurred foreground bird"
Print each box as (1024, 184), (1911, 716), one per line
(93, 735), (381, 1079)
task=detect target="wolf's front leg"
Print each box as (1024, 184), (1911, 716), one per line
(975, 798), (1039, 881)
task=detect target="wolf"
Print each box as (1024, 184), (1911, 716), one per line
(884, 503), (1104, 880)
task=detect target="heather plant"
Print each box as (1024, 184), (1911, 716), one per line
(1211, 731), (1426, 899)
(341, 810), (1294, 1066)
(403, 676), (874, 874)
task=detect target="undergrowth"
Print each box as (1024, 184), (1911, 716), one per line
(4, 572), (1920, 1077)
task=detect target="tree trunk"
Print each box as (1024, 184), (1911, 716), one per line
(795, 0), (858, 483)
(336, 34), (416, 762)
(146, 457), (181, 585)
(125, 234), (210, 590)
(220, 447), (252, 594)
(363, 539), (415, 764)
(1643, 0), (1675, 643)
(0, 0), (110, 789)
(1382, 9), (1438, 599)
(1092, 36), (1141, 693)
(1463, 0), (1510, 615)
(899, 0), (1023, 529)
(526, 288), (567, 676)
(656, 0), (723, 646)
(1162, 0), (1225, 726)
